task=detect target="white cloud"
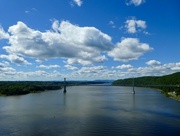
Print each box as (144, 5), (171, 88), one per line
(110, 62), (180, 79)
(65, 64), (78, 70)
(164, 62), (180, 71)
(171, 63), (180, 70)
(109, 21), (114, 25)
(135, 62), (180, 77)
(0, 26), (9, 39)
(52, 20), (59, 32)
(0, 54), (31, 65)
(126, 0), (145, 6)
(0, 70), (64, 81)
(0, 67), (15, 73)
(37, 64), (60, 69)
(73, 0), (83, 7)
(109, 21), (116, 28)
(0, 61), (179, 81)
(125, 19), (146, 34)
(67, 54), (107, 65)
(146, 60), (161, 66)
(1, 21), (152, 66)
(3, 20), (113, 65)
(78, 66), (105, 74)
(0, 61), (16, 80)
(136, 20), (146, 28)
(25, 8), (38, 14)
(116, 64), (133, 69)
(0, 61), (9, 68)
(108, 38), (153, 62)
(69, 66), (108, 80)
(65, 62), (180, 80)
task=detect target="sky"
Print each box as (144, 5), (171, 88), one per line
(0, 0), (180, 81)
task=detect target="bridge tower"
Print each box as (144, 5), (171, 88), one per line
(132, 77), (135, 94)
(63, 78), (67, 93)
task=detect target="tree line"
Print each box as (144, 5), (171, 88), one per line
(0, 81), (62, 96)
(112, 72), (180, 96)
(0, 80), (109, 96)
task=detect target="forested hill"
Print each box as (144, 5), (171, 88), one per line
(112, 72), (180, 100)
(112, 72), (180, 86)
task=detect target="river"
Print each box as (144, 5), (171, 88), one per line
(0, 86), (180, 136)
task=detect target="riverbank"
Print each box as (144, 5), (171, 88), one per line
(0, 81), (63, 96)
(139, 87), (180, 101)
(0, 81), (110, 96)
(157, 86), (180, 101)
(166, 91), (180, 101)
(112, 72), (180, 101)
(145, 87), (180, 101)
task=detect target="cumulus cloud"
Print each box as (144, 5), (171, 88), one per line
(37, 64), (60, 69)
(125, 19), (147, 34)
(110, 62), (180, 79)
(0, 61), (9, 68)
(0, 20), (153, 68)
(0, 65), (108, 81)
(3, 20), (113, 65)
(63, 62), (180, 80)
(69, 65), (108, 80)
(73, 0), (83, 7)
(146, 60), (161, 66)
(108, 38), (153, 62)
(7, 70), (61, 81)
(126, 0), (145, 6)
(0, 26), (9, 39)
(78, 66), (105, 74)
(67, 54), (107, 65)
(0, 54), (31, 65)
(0, 61), (15, 80)
(65, 64), (78, 70)
(0, 61), (179, 81)
(116, 64), (133, 69)
(135, 62), (180, 77)
(0, 66), (15, 74)
(163, 62), (180, 71)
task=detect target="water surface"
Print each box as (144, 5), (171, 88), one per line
(0, 86), (180, 136)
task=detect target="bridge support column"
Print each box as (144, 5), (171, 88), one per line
(132, 77), (135, 94)
(63, 78), (67, 93)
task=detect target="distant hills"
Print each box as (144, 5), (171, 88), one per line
(112, 72), (180, 86)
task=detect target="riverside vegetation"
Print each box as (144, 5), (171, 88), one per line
(0, 81), (108, 96)
(0, 81), (63, 95)
(113, 72), (180, 100)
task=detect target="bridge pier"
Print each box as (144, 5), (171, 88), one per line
(132, 77), (135, 94)
(63, 78), (67, 93)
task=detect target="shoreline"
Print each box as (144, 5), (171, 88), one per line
(142, 87), (180, 101)
(1, 85), (180, 101)
(148, 87), (180, 101)
(167, 91), (180, 101)
(115, 85), (180, 102)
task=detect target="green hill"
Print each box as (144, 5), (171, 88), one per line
(112, 72), (180, 99)
(113, 72), (180, 86)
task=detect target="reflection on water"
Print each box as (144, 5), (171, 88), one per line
(0, 86), (180, 136)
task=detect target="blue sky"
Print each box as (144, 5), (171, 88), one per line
(0, 0), (180, 81)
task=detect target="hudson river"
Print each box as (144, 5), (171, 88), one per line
(0, 86), (180, 136)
